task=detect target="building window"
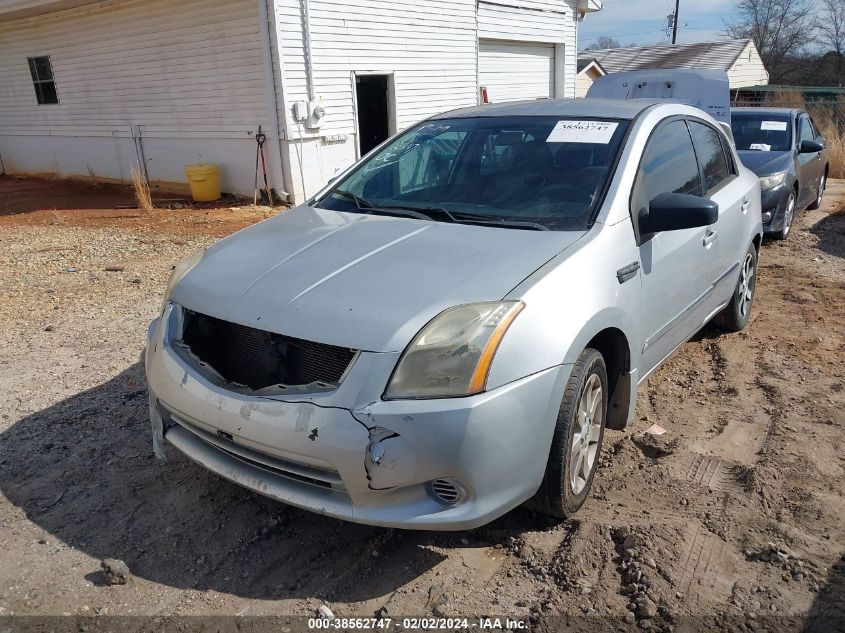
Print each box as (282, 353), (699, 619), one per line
(27, 56), (58, 104)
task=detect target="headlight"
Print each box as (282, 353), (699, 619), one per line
(160, 248), (206, 312)
(759, 171), (787, 190)
(384, 301), (524, 400)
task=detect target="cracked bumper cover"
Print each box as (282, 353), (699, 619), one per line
(145, 312), (569, 530)
(761, 184), (790, 232)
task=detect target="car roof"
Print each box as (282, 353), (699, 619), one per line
(732, 107), (803, 117)
(431, 97), (667, 121)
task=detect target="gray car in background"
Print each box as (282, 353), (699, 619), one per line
(146, 98), (763, 529)
(731, 107), (828, 239)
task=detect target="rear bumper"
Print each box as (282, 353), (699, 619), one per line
(145, 309), (569, 530)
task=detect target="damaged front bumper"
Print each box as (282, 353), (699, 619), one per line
(145, 306), (569, 530)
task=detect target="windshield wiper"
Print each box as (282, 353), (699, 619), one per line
(444, 209), (549, 231)
(467, 218), (550, 231)
(333, 189), (375, 209)
(384, 205), (549, 231)
(332, 193), (435, 220)
(367, 206), (435, 221)
(332, 196), (547, 230)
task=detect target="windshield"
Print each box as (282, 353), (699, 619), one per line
(316, 116), (630, 231)
(731, 114), (792, 152)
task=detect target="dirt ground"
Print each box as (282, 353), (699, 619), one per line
(0, 175), (843, 632)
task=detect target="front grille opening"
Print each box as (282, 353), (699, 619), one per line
(179, 310), (356, 391)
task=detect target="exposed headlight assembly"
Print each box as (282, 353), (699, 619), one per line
(160, 248), (206, 312)
(759, 171), (787, 190)
(384, 301), (524, 400)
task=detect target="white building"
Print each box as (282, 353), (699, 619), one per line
(575, 57), (606, 97)
(0, 0), (602, 203)
(578, 39), (769, 93)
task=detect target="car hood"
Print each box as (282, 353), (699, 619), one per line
(172, 205), (585, 352)
(737, 150), (793, 176)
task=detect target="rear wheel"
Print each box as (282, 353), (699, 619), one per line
(808, 171), (827, 210)
(772, 189), (796, 240)
(714, 243), (757, 332)
(529, 348), (607, 518)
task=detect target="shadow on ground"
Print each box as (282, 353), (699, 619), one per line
(804, 551), (845, 632)
(810, 207), (845, 260)
(0, 362), (546, 602)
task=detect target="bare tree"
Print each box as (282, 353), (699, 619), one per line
(815, 0), (845, 85)
(722, 0), (815, 83)
(585, 36), (621, 50)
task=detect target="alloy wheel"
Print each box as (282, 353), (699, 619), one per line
(817, 174), (827, 206)
(570, 373), (603, 495)
(738, 252), (756, 319)
(782, 192), (795, 237)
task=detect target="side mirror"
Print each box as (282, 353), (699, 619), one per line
(640, 192), (718, 233)
(799, 139), (824, 154)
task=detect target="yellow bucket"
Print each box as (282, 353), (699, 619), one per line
(184, 163), (221, 202)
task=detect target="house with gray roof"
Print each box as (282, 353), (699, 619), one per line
(579, 39), (769, 89)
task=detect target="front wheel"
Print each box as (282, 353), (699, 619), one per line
(808, 171), (827, 210)
(772, 189), (796, 240)
(714, 244), (757, 332)
(529, 348), (607, 518)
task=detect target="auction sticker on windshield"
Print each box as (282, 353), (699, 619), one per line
(761, 121), (788, 131)
(547, 120), (619, 144)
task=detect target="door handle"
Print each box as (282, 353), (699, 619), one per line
(741, 199), (750, 214)
(703, 228), (718, 246)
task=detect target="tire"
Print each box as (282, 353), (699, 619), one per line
(714, 243), (758, 332)
(808, 170), (827, 210)
(529, 348), (608, 518)
(771, 189), (796, 240)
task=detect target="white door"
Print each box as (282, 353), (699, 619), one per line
(479, 40), (554, 103)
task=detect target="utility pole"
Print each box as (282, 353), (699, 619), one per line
(671, 0), (680, 44)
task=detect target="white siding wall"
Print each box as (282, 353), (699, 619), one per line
(0, 0), (276, 193)
(727, 41), (769, 88)
(274, 0), (479, 202)
(477, 0), (577, 99)
(0, 0), (584, 201)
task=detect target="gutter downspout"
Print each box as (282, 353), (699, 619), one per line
(258, 0), (291, 199)
(301, 0), (316, 102)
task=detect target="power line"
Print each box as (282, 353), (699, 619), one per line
(582, 28), (667, 42)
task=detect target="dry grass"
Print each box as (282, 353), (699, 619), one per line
(130, 166), (154, 213)
(811, 103), (845, 179)
(769, 91), (845, 179)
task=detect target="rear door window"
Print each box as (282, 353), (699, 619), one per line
(688, 121), (731, 193)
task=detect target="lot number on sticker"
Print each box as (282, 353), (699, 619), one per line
(547, 120), (618, 144)
(761, 121), (788, 131)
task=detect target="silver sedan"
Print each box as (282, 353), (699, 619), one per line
(146, 98), (762, 529)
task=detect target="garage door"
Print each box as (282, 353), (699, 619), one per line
(479, 40), (554, 103)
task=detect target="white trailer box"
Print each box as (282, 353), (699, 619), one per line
(586, 69), (731, 125)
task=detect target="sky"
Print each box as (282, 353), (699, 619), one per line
(579, 0), (739, 49)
